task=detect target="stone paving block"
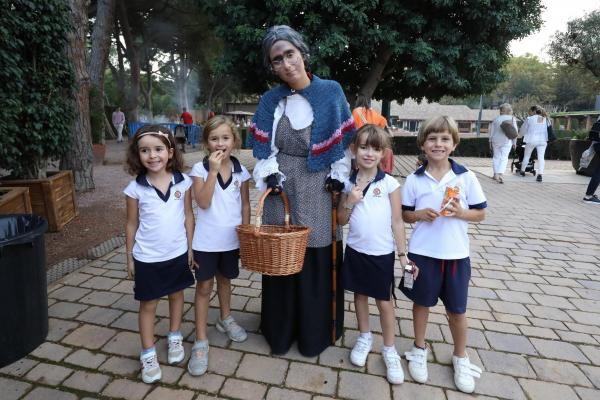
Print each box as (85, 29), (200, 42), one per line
(229, 310), (261, 332)
(392, 382), (445, 400)
(110, 311), (139, 332)
(179, 372), (225, 394)
(510, 273), (546, 284)
(266, 387), (311, 400)
(481, 321), (520, 334)
(64, 348), (107, 369)
(530, 338), (588, 363)
(537, 284), (579, 297)
(79, 266), (109, 276)
(529, 357), (591, 386)
(467, 287), (498, 300)
(519, 326), (559, 340)
(575, 387), (600, 400)
(76, 305), (123, 325)
(495, 289), (535, 304)
(110, 280), (135, 294)
(47, 318), (80, 342)
(557, 330), (598, 345)
(80, 276), (121, 290)
(26, 362), (73, 386)
(230, 332), (271, 355)
(318, 346), (362, 371)
(477, 349), (535, 378)
(445, 390), (497, 400)
(0, 376), (32, 400)
(474, 372), (526, 399)
(99, 356), (139, 377)
(580, 365), (600, 389)
(203, 347), (242, 376)
(102, 331), (140, 357)
(528, 317), (567, 330)
(339, 371), (391, 399)
(518, 378), (578, 400)
(471, 277), (507, 289)
(432, 343), (481, 366)
(49, 286), (92, 302)
(579, 344), (600, 365)
(426, 363), (455, 389)
(245, 297), (261, 313)
(62, 370), (111, 393)
(479, 269), (513, 280)
(493, 313), (529, 325)
(400, 320), (444, 342)
(567, 310), (600, 326)
(570, 298), (600, 313)
(285, 362), (337, 395)
(487, 300), (531, 316)
(22, 387), (77, 400)
(485, 331), (537, 355)
(545, 276), (583, 288)
(111, 293), (138, 312)
(145, 386), (196, 400)
(0, 358), (38, 377)
(80, 290), (123, 306)
(236, 353), (288, 384)
(61, 272), (92, 286)
(103, 269), (129, 279)
(527, 305), (572, 322)
(63, 324), (117, 350)
(48, 301), (88, 319)
(30, 341), (72, 362)
(220, 378), (267, 400)
(531, 293), (576, 309)
(440, 327), (490, 350)
(505, 280), (543, 293)
(102, 378), (151, 400)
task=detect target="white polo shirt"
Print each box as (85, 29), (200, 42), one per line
(402, 159), (487, 260)
(190, 156), (251, 252)
(124, 172), (192, 263)
(346, 170), (401, 256)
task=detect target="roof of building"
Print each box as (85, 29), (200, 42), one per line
(373, 98), (499, 122)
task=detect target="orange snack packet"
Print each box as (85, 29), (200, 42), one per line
(440, 186), (460, 216)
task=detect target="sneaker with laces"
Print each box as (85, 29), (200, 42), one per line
(216, 315), (247, 342)
(140, 351), (161, 384)
(350, 335), (372, 367)
(187, 340), (209, 376)
(583, 195), (600, 204)
(382, 349), (404, 384)
(404, 345), (428, 383)
(452, 355), (482, 393)
(167, 333), (185, 364)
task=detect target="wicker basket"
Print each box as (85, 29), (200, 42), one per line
(237, 189), (310, 276)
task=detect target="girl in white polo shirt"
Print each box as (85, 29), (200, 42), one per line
(187, 116), (251, 376)
(338, 124), (415, 385)
(124, 125), (196, 384)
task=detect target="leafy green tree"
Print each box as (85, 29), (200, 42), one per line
(0, 0), (74, 179)
(202, 0), (543, 102)
(549, 9), (600, 80)
(492, 55), (555, 103)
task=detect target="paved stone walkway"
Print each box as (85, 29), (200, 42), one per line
(2, 151), (600, 400)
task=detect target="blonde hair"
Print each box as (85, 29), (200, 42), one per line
(417, 116), (459, 147)
(352, 124), (390, 150)
(201, 115), (241, 152)
(499, 103), (513, 115)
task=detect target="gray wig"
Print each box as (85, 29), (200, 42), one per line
(261, 25), (310, 69)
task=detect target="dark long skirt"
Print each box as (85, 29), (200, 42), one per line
(260, 241), (344, 357)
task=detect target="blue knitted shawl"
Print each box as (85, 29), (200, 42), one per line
(248, 75), (356, 172)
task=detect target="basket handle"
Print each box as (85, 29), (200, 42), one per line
(254, 188), (290, 234)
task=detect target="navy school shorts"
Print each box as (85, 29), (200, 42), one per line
(193, 249), (240, 281)
(399, 253), (471, 314)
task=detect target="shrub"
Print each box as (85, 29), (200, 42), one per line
(0, 1), (74, 179)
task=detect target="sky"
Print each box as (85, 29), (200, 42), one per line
(510, 0), (598, 60)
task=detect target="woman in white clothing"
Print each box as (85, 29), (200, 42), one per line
(489, 103), (517, 183)
(519, 105), (549, 182)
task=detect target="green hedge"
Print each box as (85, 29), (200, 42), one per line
(392, 136), (572, 160)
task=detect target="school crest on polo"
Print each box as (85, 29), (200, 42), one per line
(373, 188), (381, 197)
(174, 190), (182, 199)
(234, 180), (240, 188)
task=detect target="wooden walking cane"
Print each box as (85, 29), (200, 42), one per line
(331, 191), (339, 344)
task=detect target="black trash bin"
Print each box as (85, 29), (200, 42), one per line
(0, 214), (48, 368)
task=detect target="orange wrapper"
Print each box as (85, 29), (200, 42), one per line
(440, 186), (460, 216)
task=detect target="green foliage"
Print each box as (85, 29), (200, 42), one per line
(0, 0), (74, 178)
(201, 0), (543, 100)
(549, 9), (600, 79)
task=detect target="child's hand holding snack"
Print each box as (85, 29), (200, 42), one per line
(440, 186), (460, 216)
(415, 208), (440, 222)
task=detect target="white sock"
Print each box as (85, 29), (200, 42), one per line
(382, 345), (397, 354)
(359, 331), (372, 340)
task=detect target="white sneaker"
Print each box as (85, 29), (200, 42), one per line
(350, 335), (372, 367)
(167, 333), (185, 364)
(140, 351), (162, 384)
(382, 348), (404, 384)
(216, 315), (248, 342)
(404, 345), (428, 383)
(452, 355), (482, 393)
(187, 340), (209, 376)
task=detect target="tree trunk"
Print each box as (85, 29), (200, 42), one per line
(141, 59), (153, 118)
(88, 0), (116, 144)
(63, 0), (95, 192)
(358, 44), (393, 100)
(117, 1), (140, 122)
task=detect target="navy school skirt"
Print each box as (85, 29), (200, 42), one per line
(133, 252), (195, 301)
(342, 245), (395, 300)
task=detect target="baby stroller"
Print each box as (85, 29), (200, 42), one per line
(511, 138), (536, 175)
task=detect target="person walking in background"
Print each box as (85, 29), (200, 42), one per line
(112, 106), (126, 142)
(489, 103), (517, 183)
(180, 107), (193, 125)
(519, 105), (549, 182)
(583, 116), (600, 204)
(352, 94), (394, 174)
(248, 25), (356, 357)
